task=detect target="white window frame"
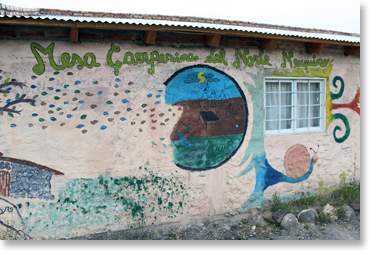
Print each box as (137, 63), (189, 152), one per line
(264, 77), (326, 136)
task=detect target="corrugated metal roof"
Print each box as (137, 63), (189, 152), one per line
(0, 3), (360, 44)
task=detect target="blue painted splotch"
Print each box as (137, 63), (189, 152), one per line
(238, 71), (317, 210)
(0, 160), (55, 200)
(177, 132), (190, 147)
(165, 66), (241, 105)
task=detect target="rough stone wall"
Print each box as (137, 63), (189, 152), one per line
(0, 38), (360, 239)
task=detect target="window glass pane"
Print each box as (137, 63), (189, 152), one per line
(266, 121), (279, 130)
(297, 106), (308, 118)
(281, 106), (292, 119)
(310, 92), (320, 105)
(266, 93), (279, 106)
(281, 93), (292, 106)
(266, 107), (279, 120)
(266, 82), (279, 92)
(297, 82), (309, 91)
(281, 82), (292, 92)
(310, 106), (320, 117)
(281, 120), (292, 130)
(310, 82), (320, 91)
(310, 118), (320, 127)
(297, 119), (308, 128)
(297, 92), (309, 105)
(265, 78), (323, 134)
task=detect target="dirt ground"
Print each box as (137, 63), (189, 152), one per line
(71, 211), (360, 240)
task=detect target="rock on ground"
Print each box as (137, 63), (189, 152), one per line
(298, 209), (318, 223)
(322, 204), (338, 221)
(341, 205), (356, 221)
(272, 209), (288, 224)
(280, 213), (298, 230)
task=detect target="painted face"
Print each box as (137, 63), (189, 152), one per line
(164, 65), (248, 171)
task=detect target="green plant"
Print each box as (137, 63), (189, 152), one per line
(296, 192), (318, 208)
(304, 224), (310, 230)
(316, 178), (360, 207)
(0, 224), (18, 240)
(269, 192), (291, 212)
(168, 234), (179, 240)
(309, 231), (313, 237)
(268, 181), (360, 218)
(337, 207), (345, 220)
(318, 213), (331, 225)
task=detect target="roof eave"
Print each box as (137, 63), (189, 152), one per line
(0, 16), (360, 47)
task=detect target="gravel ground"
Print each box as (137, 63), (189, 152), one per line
(71, 211), (360, 240)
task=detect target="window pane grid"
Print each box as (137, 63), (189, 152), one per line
(265, 78), (324, 134)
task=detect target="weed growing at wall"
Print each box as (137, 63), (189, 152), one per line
(269, 180), (360, 214)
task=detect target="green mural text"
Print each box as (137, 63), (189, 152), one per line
(204, 48), (228, 66)
(107, 43), (199, 76)
(233, 49), (272, 68)
(281, 51), (331, 75)
(30, 43), (101, 75)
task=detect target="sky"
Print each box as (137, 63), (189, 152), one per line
(1, 0), (361, 34)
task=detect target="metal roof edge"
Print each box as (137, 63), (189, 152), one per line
(0, 14), (360, 44)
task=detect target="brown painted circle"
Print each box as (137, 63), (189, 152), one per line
(283, 144), (310, 178)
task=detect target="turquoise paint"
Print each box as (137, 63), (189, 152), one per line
(172, 134), (243, 169)
(18, 169), (189, 238)
(165, 66), (241, 105)
(238, 71), (317, 210)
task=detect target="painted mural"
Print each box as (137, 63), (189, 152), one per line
(164, 65), (248, 170)
(0, 40), (360, 239)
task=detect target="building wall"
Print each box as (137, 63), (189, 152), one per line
(0, 37), (360, 239)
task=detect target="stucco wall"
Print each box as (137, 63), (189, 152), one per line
(0, 39), (360, 239)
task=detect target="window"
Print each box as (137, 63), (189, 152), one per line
(264, 77), (325, 135)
